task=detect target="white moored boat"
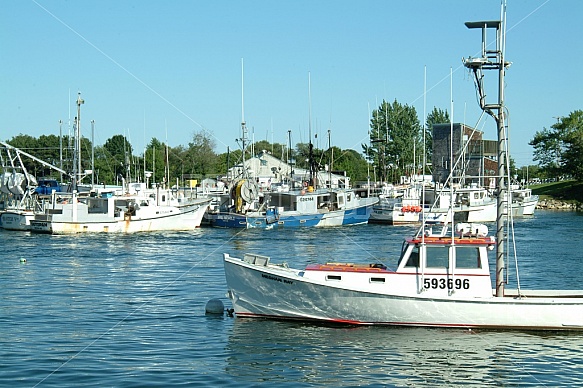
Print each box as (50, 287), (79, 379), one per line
(222, 5), (583, 331)
(224, 223), (583, 329)
(31, 185), (211, 234)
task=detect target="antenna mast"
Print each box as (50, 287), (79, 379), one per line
(240, 58), (248, 177)
(308, 72), (315, 188)
(463, 1), (510, 297)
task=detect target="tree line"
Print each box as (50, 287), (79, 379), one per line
(529, 110), (583, 182)
(6, 100), (573, 187)
(3, 131), (372, 187)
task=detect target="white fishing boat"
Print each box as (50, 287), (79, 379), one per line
(0, 148), (41, 231)
(510, 184), (539, 216)
(0, 171), (37, 231)
(1, 208), (35, 231)
(424, 184), (496, 224)
(224, 223), (582, 329)
(30, 184), (211, 234)
(369, 184), (423, 225)
(222, 5), (583, 330)
(1, 127), (81, 231)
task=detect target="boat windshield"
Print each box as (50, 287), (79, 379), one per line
(399, 245), (483, 270)
(455, 247), (482, 269)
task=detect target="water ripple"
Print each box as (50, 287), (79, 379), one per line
(1, 211), (583, 386)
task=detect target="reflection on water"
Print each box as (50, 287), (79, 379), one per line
(227, 319), (583, 386)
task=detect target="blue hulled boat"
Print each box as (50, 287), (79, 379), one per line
(208, 182), (377, 229)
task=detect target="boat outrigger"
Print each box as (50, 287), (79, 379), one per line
(222, 3), (583, 330)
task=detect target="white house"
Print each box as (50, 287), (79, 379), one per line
(227, 150), (350, 190)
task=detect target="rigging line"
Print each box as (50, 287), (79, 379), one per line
(350, 0), (551, 177)
(409, 1), (550, 107)
(507, 0), (550, 34)
(335, 227), (390, 265)
(33, 226), (248, 387)
(31, 0), (229, 150)
(503, 105), (522, 293)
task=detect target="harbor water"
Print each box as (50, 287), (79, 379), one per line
(1, 210), (583, 387)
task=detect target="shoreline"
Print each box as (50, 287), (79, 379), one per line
(537, 198), (582, 211)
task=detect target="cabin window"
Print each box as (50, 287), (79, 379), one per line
(405, 249), (420, 267)
(426, 247), (450, 268)
(455, 247), (482, 269)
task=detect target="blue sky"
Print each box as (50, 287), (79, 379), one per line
(1, 0), (581, 167)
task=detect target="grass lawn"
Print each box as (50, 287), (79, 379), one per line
(530, 180), (583, 203)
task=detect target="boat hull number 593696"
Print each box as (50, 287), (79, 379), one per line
(424, 278), (470, 290)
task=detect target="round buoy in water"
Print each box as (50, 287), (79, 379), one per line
(205, 298), (224, 314)
(20, 258), (27, 263)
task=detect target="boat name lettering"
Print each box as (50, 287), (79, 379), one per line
(299, 197), (314, 202)
(261, 273), (293, 285)
(423, 278), (469, 290)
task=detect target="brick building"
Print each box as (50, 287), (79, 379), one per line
(432, 123), (497, 187)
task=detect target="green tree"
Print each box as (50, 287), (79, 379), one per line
(331, 148), (369, 182)
(529, 127), (561, 177)
(529, 110), (583, 180)
(561, 110), (583, 180)
(6, 133), (91, 183)
(166, 144), (187, 186)
(187, 129), (218, 178)
(92, 144), (115, 184)
(102, 134), (133, 182)
(6, 134), (41, 176)
(144, 138), (167, 185)
(5, 134), (37, 151)
(363, 99), (421, 183)
(251, 140), (287, 159)
(294, 142), (312, 171)
(216, 147), (242, 179)
(516, 164), (541, 183)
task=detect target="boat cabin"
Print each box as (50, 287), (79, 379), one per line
(267, 189), (356, 214)
(297, 223), (496, 299)
(395, 224), (495, 298)
(455, 186), (492, 207)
